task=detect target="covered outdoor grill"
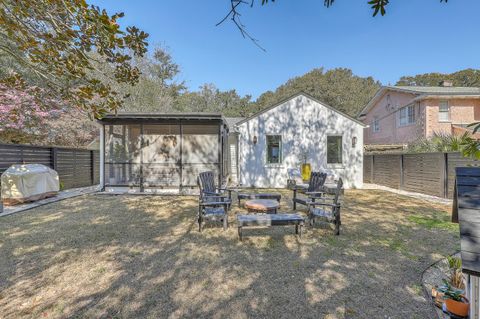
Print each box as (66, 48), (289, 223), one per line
(98, 113), (228, 193)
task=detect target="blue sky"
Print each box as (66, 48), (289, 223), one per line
(93, 0), (480, 99)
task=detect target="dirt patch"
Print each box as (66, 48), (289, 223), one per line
(0, 189), (458, 318)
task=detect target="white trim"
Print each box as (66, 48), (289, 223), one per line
(237, 92), (366, 127)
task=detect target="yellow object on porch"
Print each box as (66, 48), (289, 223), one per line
(301, 163), (311, 181)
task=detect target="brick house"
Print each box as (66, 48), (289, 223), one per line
(358, 82), (480, 145)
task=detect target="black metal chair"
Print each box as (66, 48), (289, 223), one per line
(197, 175), (231, 232)
(306, 178), (343, 235)
(291, 172), (327, 210)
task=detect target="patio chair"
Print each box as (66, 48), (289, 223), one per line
(291, 171), (327, 210)
(197, 176), (231, 232)
(198, 171), (232, 205)
(306, 178), (343, 235)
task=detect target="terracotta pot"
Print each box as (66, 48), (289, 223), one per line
(431, 287), (444, 308)
(445, 297), (469, 317)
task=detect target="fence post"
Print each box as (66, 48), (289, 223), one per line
(370, 155), (374, 183)
(400, 154), (404, 190)
(20, 145), (25, 164)
(443, 153), (448, 198)
(371, 155), (375, 184)
(51, 147), (58, 171)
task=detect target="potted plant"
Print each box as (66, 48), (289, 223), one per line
(447, 256), (465, 290)
(438, 279), (469, 317)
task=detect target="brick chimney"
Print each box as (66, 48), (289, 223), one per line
(439, 80), (453, 87)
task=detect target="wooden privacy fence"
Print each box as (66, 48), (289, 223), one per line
(0, 143), (100, 190)
(364, 152), (480, 199)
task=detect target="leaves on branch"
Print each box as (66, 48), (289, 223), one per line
(0, 0), (149, 118)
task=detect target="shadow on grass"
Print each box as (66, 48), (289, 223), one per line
(0, 189), (458, 319)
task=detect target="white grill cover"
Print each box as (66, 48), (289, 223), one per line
(1, 164), (59, 204)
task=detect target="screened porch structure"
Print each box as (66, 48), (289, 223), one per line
(98, 114), (228, 192)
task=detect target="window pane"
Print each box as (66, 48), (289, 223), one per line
(142, 125), (180, 164)
(181, 125), (220, 186)
(266, 135), (281, 164)
(439, 101), (449, 112)
(439, 111), (449, 122)
(105, 125), (141, 163)
(439, 101), (450, 121)
(407, 105), (415, 123)
(373, 117), (379, 132)
(182, 125), (219, 164)
(327, 136), (342, 164)
(399, 108), (406, 126)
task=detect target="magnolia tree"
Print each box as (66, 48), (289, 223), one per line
(0, 0), (148, 118)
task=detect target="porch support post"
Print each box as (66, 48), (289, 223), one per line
(218, 123), (223, 187)
(140, 124), (144, 192)
(99, 123), (105, 191)
(180, 122), (183, 192)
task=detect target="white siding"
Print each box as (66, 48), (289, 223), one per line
(236, 94), (364, 189)
(228, 134), (239, 184)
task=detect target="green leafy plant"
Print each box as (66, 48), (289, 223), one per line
(407, 132), (471, 154)
(447, 256), (462, 270)
(438, 279), (465, 302)
(446, 256), (465, 289)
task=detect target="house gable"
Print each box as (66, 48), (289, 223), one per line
(236, 92), (366, 128)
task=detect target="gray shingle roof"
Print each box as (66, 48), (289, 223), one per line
(387, 86), (480, 95)
(224, 117), (245, 128)
(358, 85), (480, 118)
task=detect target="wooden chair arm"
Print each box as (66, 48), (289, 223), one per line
(202, 195), (230, 201)
(291, 185), (308, 191)
(200, 201), (231, 206)
(305, 191), (327, 196)
(306, 201), (340, 208)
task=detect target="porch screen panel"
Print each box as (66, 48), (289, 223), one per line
(105, 125), (141, 186)
(142, 124), (181, 187)
(181, 124), (219, 186)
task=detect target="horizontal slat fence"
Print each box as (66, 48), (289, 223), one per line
(363, 155), (373, 183)
(372, 154), (402, 189)
(0, 143), (99, 190)
(364, 152), (480, 199)
(403, 153), (445, 198)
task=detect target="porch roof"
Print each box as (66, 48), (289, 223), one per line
(97, 113), (225, 124)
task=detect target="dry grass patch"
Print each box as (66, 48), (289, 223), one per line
(0, 189), (458, 318)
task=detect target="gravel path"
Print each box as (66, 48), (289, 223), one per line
(0, 189), (459, 318)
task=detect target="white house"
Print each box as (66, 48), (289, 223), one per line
(97, 93), (364, 192)
(229, 93), (365, 189)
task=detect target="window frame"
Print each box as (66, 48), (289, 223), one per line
(326, 135), (343, 165)
(438, 100), (450, 122)
(265, 134), (282, 165)
(398, 104), (416, 127)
